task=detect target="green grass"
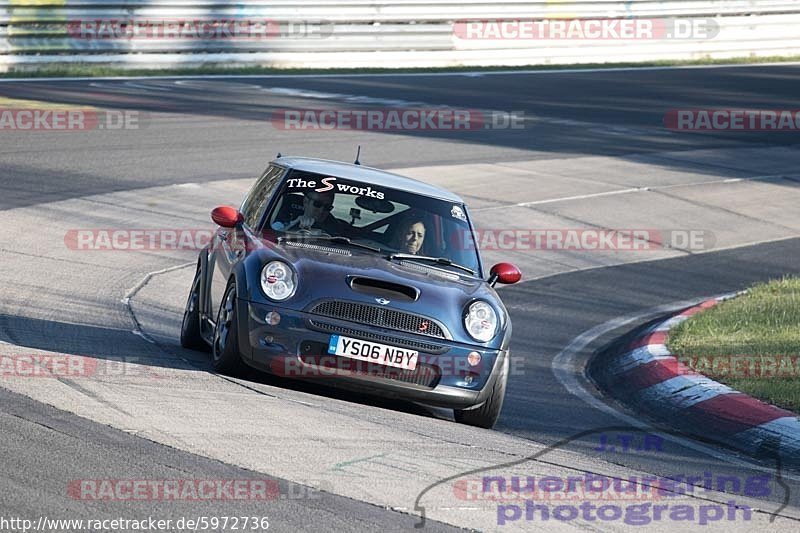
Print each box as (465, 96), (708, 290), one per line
(2, 54), (800, 79)
(667, 277), (800, 413)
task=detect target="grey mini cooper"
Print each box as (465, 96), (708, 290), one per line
(181, 157), (521, 428)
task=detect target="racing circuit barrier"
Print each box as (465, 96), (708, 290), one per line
(1, 1), (799, 71)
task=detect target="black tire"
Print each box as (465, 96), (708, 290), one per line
(454, 354), (509, 429)
(211, 281), (246, 375)
(180, 266), (209, 351)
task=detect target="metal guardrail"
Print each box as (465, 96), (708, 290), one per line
(0, 1), (798, 71)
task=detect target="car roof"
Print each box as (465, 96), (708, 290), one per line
(272, 156), (464, 203)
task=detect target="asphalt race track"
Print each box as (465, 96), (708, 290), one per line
(1, 65), (800, 531)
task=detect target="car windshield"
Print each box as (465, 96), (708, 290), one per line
(264, 169), (481, 275)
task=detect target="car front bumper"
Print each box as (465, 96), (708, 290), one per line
(241, 299), (508, 409)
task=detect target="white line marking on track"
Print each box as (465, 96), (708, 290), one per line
(123, 81), (173, 91)
(265, 87), (429, 107)
(514, 235), (800, 288)
(122, 261), (194, 344)
(1, 61), (799, 83)
(551, 298), (800, 481)
(473, 174), (797, 212)
(475, 187), (644, 211)
(88, 81), (149, 95)
(174, 80), (264, 90)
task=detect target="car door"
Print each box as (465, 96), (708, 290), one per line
(207, 164), (286, 321)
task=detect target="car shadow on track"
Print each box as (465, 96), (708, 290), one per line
(0, 312), (449, 423)
(236, 363), (450, 421)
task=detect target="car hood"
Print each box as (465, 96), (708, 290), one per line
(248, 242), (507, 347)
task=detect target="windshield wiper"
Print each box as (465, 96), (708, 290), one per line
(279, 235), (382, 254)
(387, 253), (476, 276)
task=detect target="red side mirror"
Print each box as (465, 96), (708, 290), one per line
(211, 206), (243, 228)
(489, 262), (522, 286)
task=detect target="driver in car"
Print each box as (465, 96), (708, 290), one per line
(275, 190), (346, 235)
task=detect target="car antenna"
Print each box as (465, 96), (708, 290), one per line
(276, 152), (282, 158)
(354, 145), (361, 165)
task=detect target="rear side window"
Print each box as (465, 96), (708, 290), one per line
(240, 165), (284, 229)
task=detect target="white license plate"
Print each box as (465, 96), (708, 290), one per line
(327, 335), (418, 371)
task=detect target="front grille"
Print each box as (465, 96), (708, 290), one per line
(299, 353), (440, 389)
(309, 300), (447, 339)
(308, 320), (448, 354)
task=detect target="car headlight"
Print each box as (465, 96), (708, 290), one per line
(464, 301), (498, 342)
(260, 261), (296, 301)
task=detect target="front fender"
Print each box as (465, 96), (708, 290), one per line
(231, 260), (254, 361)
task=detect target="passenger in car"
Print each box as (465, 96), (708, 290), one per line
(396, 212), (427, 255)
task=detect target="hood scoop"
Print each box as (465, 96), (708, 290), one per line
(348, 276), (419, 302)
